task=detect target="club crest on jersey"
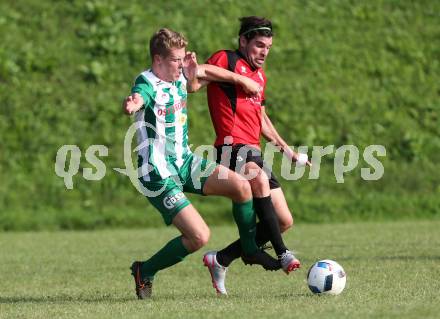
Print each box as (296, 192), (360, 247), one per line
(170, 86), (178, 95)
(241, 66), (247, 73)
(178, 113), (187, 126)
(156, 92), (170, 105)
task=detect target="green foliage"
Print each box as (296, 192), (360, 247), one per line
(0, 0), (439, 230)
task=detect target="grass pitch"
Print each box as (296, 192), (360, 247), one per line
(1, 220), (439, 319)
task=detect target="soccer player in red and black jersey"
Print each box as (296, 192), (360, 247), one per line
(200, 16), (312, 295)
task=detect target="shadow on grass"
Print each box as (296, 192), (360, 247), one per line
(155, 292), (314, 301)
(0, 295), (135, 304)
(1, 293), (313, 304)
(268, 292), (315, 299)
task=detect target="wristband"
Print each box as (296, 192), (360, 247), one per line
(297, 153), (309, 166)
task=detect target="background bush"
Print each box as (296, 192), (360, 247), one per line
(0, 0), (439, 230)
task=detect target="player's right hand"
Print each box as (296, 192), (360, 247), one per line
(123, 93), (143, 115)
(284, 148), (312, 167)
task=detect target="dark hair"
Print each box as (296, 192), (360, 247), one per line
(149, 28), (187, 60)
(238, 16), (273, 40)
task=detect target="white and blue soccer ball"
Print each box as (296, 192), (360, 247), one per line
(307, 260), (346, 295)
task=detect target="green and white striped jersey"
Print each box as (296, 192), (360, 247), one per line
(131, 70), (190, 181)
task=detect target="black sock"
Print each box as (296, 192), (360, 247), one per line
(216, 222), (269, 267)
(216, 196), (288, 267)
(253, 196), (287, 256)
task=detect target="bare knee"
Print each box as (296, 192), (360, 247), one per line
(249, 172), (270, 198)
(186, 227), (210, 252)
(279, 213), (294, 233)
(244, 163), (270, 197)
(229, 177), (252, 202)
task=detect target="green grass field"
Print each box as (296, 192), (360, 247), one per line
(1, 221), (439, 319)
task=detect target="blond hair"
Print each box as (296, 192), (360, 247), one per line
(149, 28), (187, 60)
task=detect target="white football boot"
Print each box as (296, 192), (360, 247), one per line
(279, 250), (301, 274)
(203, 251), (228, 295)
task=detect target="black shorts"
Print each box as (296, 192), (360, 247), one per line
(215, 144), (281, 190)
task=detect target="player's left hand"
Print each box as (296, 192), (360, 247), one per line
(236, 75), (262, 98)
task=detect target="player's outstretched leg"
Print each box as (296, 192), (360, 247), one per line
(130, 204), (209, 299)
(215, 217), (298, 273)
(244, 162), (300, 274)
(240, 249), (281, 270)
(203, 165), (280, 271)
(129, 234), (189, 299)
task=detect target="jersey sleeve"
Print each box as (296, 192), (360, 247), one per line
(131, 75), (154, 110)
(206, 50), (228, 69)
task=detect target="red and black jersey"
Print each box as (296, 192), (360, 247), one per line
(206, 50), (267, 148)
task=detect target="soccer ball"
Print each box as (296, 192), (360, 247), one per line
(307, 260), (346, 295)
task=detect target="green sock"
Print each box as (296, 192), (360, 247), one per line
(141, 236), (190, 280)
(232, 200), (258, 255)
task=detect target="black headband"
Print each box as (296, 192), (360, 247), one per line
(240, 26), (272, 36)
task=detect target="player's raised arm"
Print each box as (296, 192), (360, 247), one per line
(197, 64), (262, 96)
(183, 51), (206, 93)
(261, 107), (312, 167)
(122, 93), (144, 115)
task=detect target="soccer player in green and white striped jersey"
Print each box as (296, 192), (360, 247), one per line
(123, 28), (279, 299)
